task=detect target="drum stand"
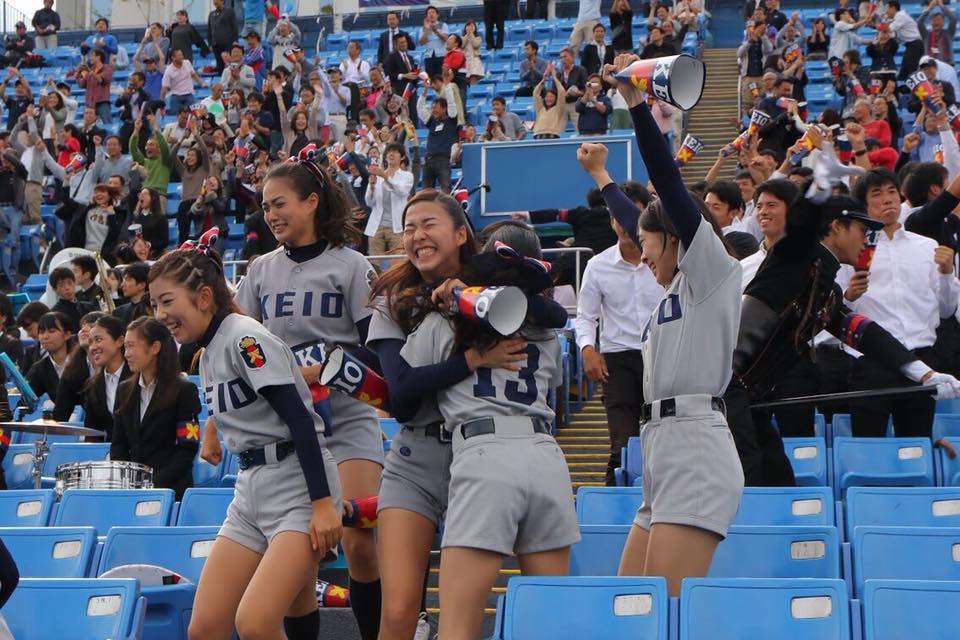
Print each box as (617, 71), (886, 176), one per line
(31, 429), (49, 490)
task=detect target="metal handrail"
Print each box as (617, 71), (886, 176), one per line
(222, 246), (595, 314)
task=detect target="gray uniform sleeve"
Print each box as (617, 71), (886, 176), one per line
(234, 262), (261, 320)
(677, 217), (741, 305)
(229, 326), (297, 392)
(346, 252), (376, 324)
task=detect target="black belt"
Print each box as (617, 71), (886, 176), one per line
(237, 441), (296, 470)
(460, 417), (552, 440)
(423, 421), (453, 444)
(641, 397), (725, 421)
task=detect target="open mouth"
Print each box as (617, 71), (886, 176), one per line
(415, 246), (437, 259)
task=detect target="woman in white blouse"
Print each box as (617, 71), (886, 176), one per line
(364, 142), (415, 255)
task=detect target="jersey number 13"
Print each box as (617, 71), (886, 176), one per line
(473, 345), (540, 406)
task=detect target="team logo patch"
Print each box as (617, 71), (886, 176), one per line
(399, 446), (411, 457)
(176, 421), (200, 444)
(238, 336), (267, 369)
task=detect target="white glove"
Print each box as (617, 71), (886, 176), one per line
(928, 372), (960, 400)
(807, 142), (866, 203)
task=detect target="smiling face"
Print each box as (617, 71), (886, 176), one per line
(705, 193), (739, 228)
(402, 201), (467, 282)
(121, 274), (146, 300)
(132, 238), (150, 261)
(88, 324), (122, 368)
(145, 137), (159, 159)
(149, 275), (213, 344)
(261, 176), (319, 246)
(639, 228), (679, 286)
(754, 191), (788, 241)
(137, 188), (152, 210)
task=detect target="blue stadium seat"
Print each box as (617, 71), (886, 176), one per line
(4, 578), (146, 640)
(40, 442), (111, 477)
(862, 580), (960, 640)
(3, 444), (39, 490)
(533, 24), (555, 41)
(783, 437), (828, 486)
(0, 489), (54, 526)
(99, 526), (219, 640)
(733, 487), (834, 526)
(500, 576), (668, 640)
(845, 487), (960, 541)
(614, 436), (641, 486)
(932, 413), (960, 441)
(569, 524), (629, 576)
(852, 526), (960, 597)
(176, 487), (233, 526)
(830, 413), (892, 439)
(506, 25), (531, 44)
(936, 399), (960, 414)
(938, 436), (960, 486)
(380, 418), (400, 440)
(832, 437), (934, 500)
(679, 578), (850, 640)
(1, 526), (97, 577)
(54, 489), (176, 535)
(710, 526), (840, 579)
(575, 486), (642, 525)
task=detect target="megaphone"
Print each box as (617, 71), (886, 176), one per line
(451, 286), (528, 336)
(613, 54), (705, 110)
(319, 346), (389, 409)
(674, 134), (704, 168)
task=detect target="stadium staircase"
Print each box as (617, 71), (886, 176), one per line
(681, 47), (742, 182)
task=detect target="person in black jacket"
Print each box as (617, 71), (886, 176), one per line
(53, 310), (106, 421)
(241, 207), (276, 262)
(377, 11), (416, 65)
(112, 317), (200, 499)
(0, 293), (23, 423)
(49, 267), (97, 333)
(130, 187), (168, 257)
(112, 262), (151, 327)
(25, 311), (73, 403)
(83, 315), (131, 440)
(581, 24), (616, 75)
(383, 33), (420, 122)
(67, 184), (125, 259)
(167, 10), (210, 62)
(15, 301), (48, 374)
(208, 0), (238, 74)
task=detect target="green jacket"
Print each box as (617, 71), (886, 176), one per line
(130, 129), (171, 194)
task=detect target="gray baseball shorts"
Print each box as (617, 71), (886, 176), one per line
(325, 391), (385, 466)
(633, 403), (744, 538)
(378, 426), (453, 526)
(219, 446), (343, 556)
(441, 417), (580, 556)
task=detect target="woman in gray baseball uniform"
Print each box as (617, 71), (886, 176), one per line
(428, 223), (579, 640)
(148, 233), (343, 640)
(231, 147), (384, 639)
(578, 53), (744, 596)
(368, 190), (529, 639)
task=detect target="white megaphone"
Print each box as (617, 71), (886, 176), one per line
(613, 54), (706, 111)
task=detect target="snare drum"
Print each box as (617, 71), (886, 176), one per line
(55, 461), (154, 496)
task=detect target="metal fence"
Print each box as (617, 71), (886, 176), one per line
(1, 1), (26, 36)
(222, 246), (595, 314)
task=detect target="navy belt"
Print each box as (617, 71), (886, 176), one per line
(641, 397), (725, 421)
(460, 417), (552, 440)
(423, 421), (453, 444)
(237, 441), (296, 470)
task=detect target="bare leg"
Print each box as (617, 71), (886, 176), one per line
(377, 508), (436, 640)
(235, 530), (323, 640)
(437, 547), (503, 640)
(643, 523), (721, 597)
(188, 536), (262, 640)
(517, 547), (570, 576)
(338, 458), (383, 582)
(617, 524), (650, 576)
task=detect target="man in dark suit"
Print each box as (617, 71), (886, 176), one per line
(383, 33), (421, 125)
(558, 47), (588, 130)
(580, 24), (615, 76)
(207, 0), (238, 75)
(377, 11), (416, 65)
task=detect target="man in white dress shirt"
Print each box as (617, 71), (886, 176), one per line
(848, 168), (960, 436)
(575, 210), (663, 485)
(885, 0), (925, 79)
(340, 40), (371, 120)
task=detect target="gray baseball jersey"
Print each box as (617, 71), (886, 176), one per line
(640, 217), (742, 401)
(417, 312), (562, 427)
(235, 244), (380, 427)
(368, 300), (445, 429)
(199, 313), (327, 453)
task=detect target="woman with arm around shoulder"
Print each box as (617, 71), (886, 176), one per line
(111, 316), (200, 499)
(149, 235), (342, 640)
(576, 53), (745, 597)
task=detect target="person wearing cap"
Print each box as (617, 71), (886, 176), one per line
(919, 0), (956, 64)
(267, 17), (301, 72)
(845, 167), (960, 437)
(208, 0), (238, 75)
(31, 0), (59, 50)
(884, 0), (924, 80)
(3, 21), (33, 67)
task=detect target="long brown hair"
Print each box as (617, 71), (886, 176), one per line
(371, 189), (479, 335)
(263, 161), (361, 247)
(114, 317), (182, 416)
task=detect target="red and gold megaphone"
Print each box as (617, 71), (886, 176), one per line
(65, 153), (86, 174)
(674, 134), (704, 168)
(342, 495), (378, 528)
(451, 285), (528, 336)
(747, 109), (771, 136)
(906, 71), (941, 113)
(613, 54), (705, 110)
(319, 346), (389, 409)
